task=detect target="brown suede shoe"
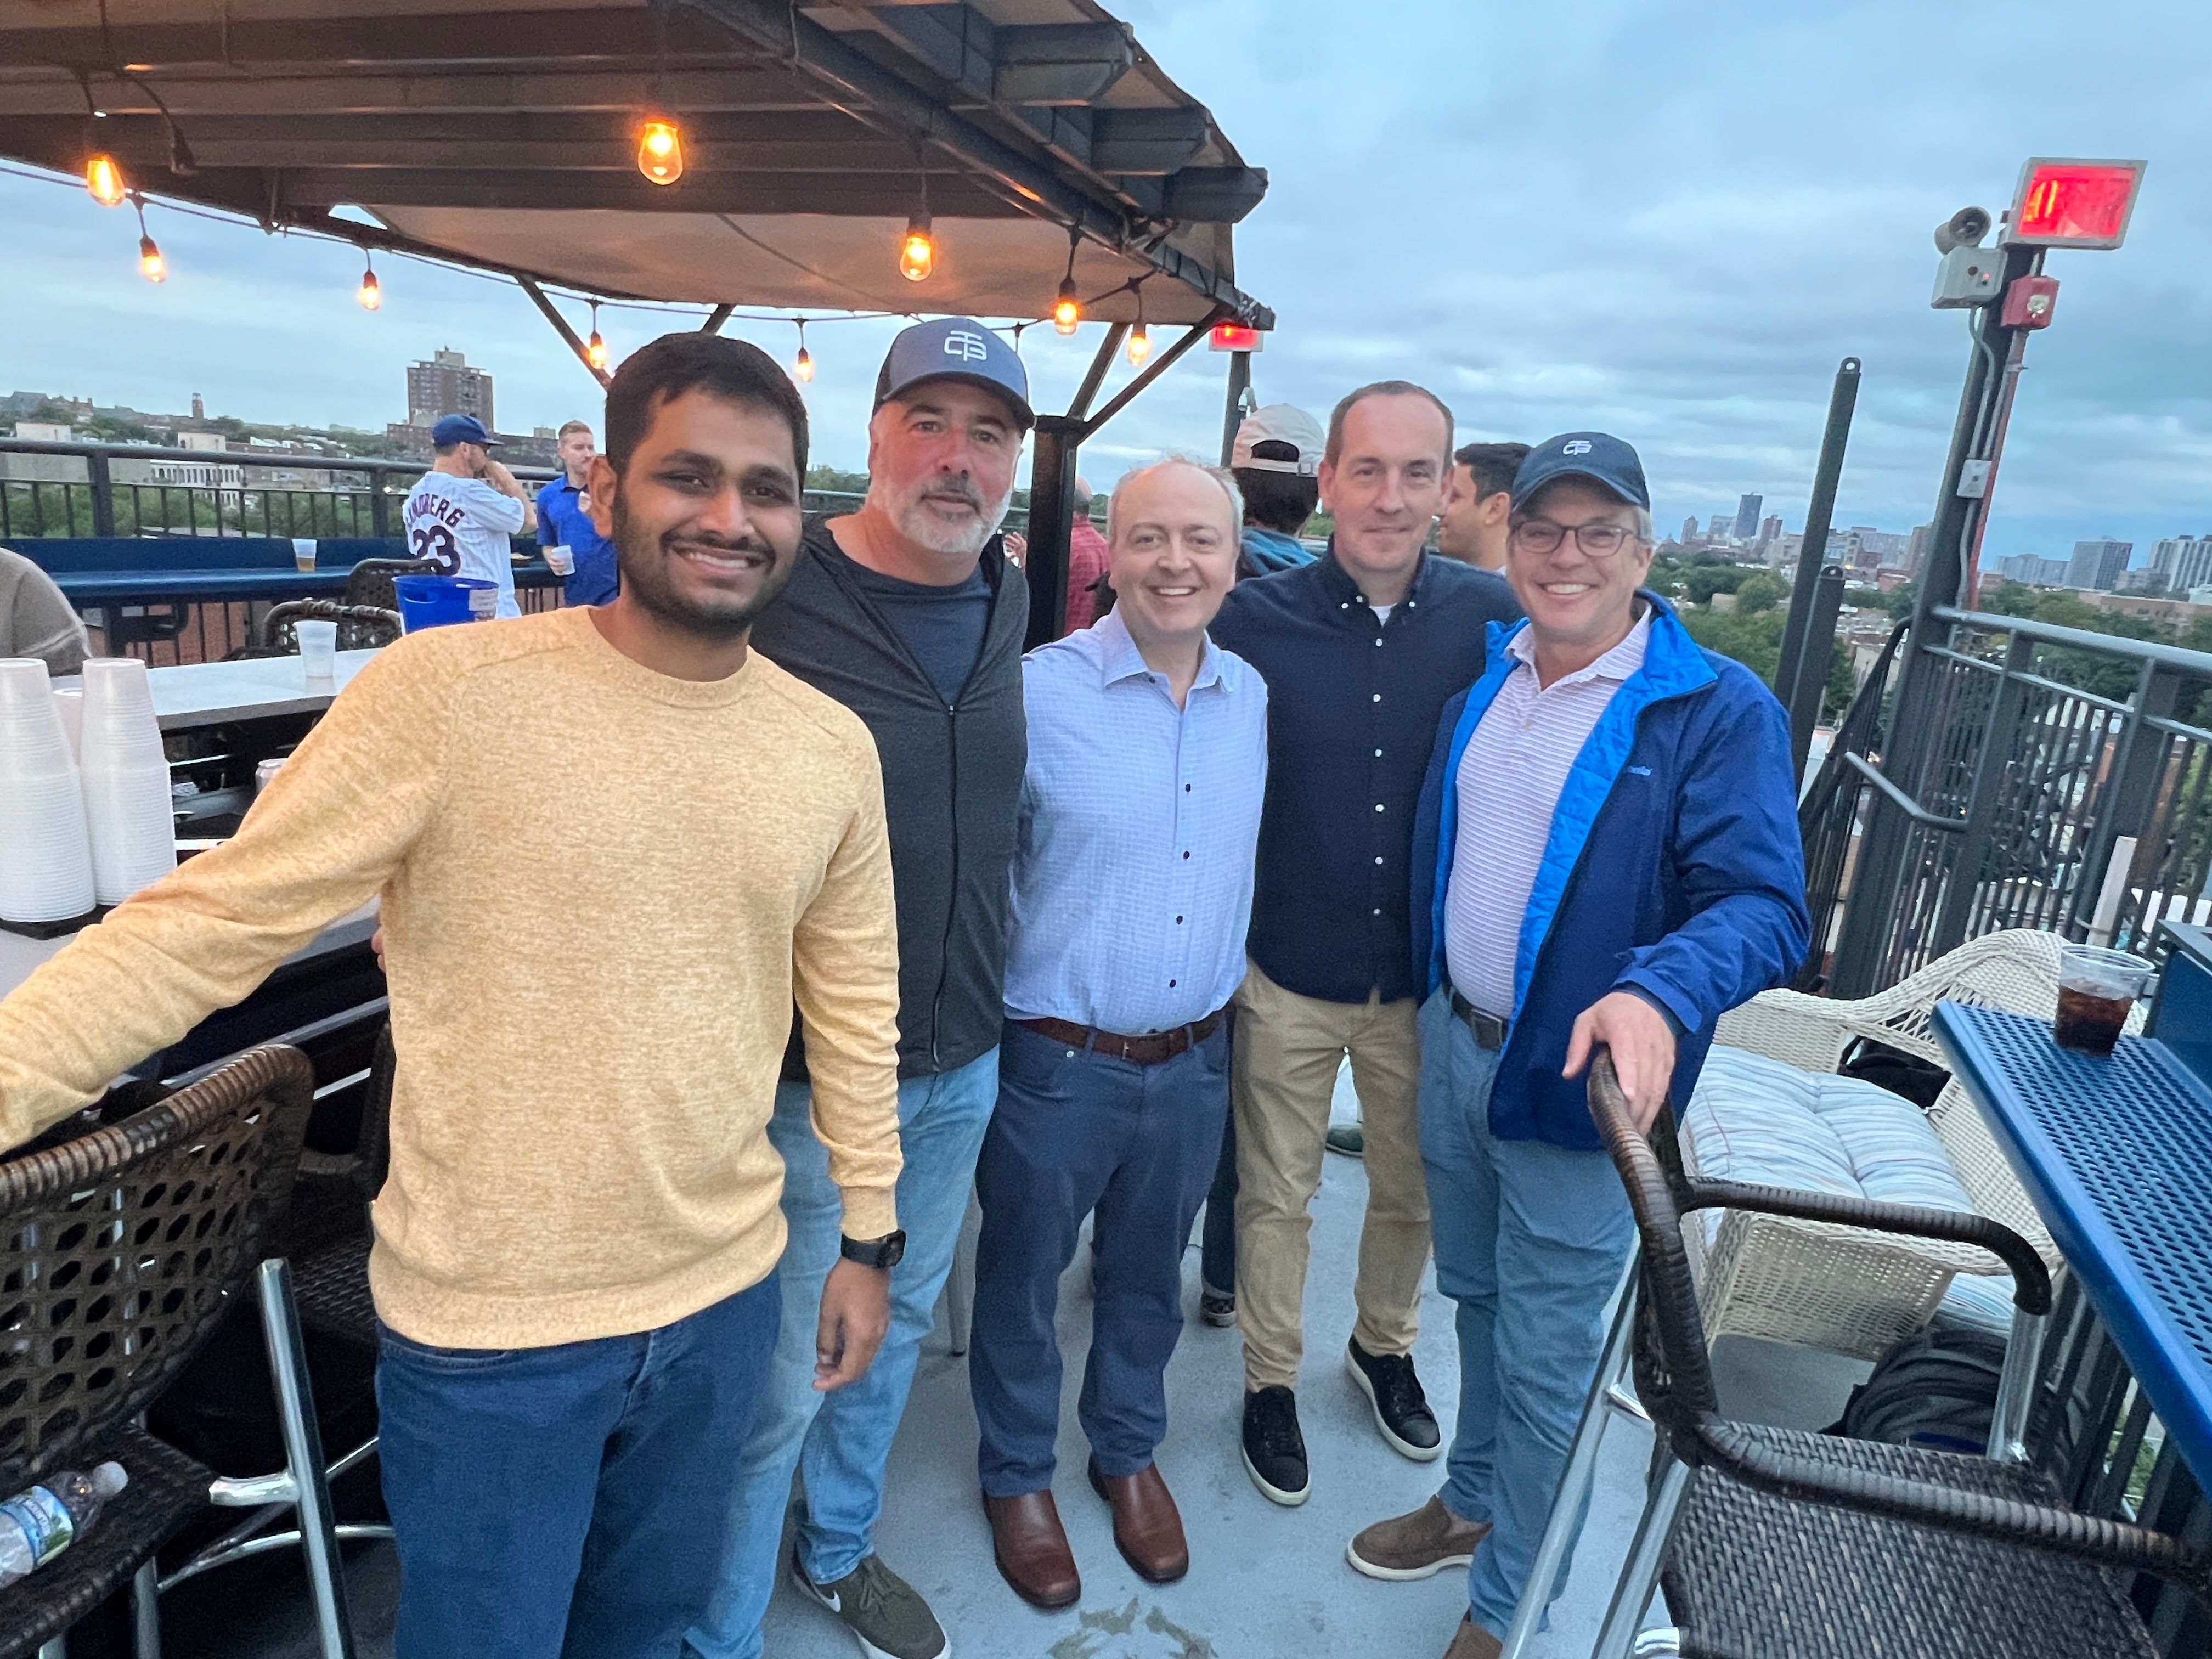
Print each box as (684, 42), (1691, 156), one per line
(1348, 1494), (1492, 1581)
(982, 1488), (1081, 1610)
(1444, 1615), (1504, 1658)
(1086, 1457), (1189, 1583)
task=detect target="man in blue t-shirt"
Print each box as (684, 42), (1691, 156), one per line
(534, 419), (620, 606)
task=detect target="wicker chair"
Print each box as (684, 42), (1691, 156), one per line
(257, 599), (403, 656)
(1685, 928), (2144, 1359)
(1575, 1052), (2202, 1659)
(0, 1046), (358, 1659)
(340, 558), (435, 614)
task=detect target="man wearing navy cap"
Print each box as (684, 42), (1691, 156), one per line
(402, 414), (538, 619)
(690, 318), (1033, 1659)
(1347, 433), (1808, 1658)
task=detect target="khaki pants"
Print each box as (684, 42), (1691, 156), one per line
(1232, 958), (1428, 1392)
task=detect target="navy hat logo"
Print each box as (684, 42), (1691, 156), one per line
(874, 317), (1035, 430)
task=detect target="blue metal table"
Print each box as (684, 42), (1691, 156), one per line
(1934, 1001), (2212, 1483)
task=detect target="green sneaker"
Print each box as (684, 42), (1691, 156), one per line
(1325, 1122), (1364, 1158)
(792, 1551), (950, 1659)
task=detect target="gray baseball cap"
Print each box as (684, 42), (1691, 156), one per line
(873, 318), (1034, 430)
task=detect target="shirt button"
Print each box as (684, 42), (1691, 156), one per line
(1375, 856), (1384, 866)
(1375, 803), (1385, 812)
(1374, 637), (1384, 647)
(1184, 783), (1192, 792)
(1373, 908), (1381, 916)
(1374, 748), (1383, 758)
(1182, 851), (1190, 860)
(1372, 692), (1382, 703)
(1176, 915), (1184, 924)
(1169, 979), (1177, 988)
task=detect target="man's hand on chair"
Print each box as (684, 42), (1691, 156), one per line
(1564, 991), (1676, 1133)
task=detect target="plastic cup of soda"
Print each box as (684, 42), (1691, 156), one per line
(2054, 944), (2153, 1056)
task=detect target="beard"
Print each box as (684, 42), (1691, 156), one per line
(869, 470), (1015, 558)
(612, 496), (793, 640)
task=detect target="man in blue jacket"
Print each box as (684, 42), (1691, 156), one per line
(1346, 432), (1808, 1659)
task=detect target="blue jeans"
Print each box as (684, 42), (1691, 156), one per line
(1417, 988), (1635, 1639)
(970, 1019), (1230, 1494)
(687, 1047), (999, 1659)
(375, 1276), (781, 1659)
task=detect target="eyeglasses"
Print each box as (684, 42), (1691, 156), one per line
(1509, 518), (1645, 557)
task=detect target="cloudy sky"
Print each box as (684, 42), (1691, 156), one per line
(3, 0), (2205, 565)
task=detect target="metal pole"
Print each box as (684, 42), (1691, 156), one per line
(1833, 241), (2037, 996)
(87, 444), (116, 538)
(1024, 415), (1080, 650)
(518, 278), (612, 390)
(1774, 357), (1860, 715)
(1783, 563), (1847, 779)
(1219, 349), (1254, 466)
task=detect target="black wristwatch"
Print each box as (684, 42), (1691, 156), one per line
(839, 1229), (907, 1271)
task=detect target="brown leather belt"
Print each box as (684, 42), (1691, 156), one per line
(1018, 1009), (1226, 1067)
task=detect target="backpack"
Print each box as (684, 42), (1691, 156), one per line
(1829, 1324), (2009, 1455)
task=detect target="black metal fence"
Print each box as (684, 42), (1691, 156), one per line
(1804, 608), (2212, 993)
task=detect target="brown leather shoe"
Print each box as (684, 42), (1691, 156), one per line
(981, 1488), (1081, 1610)
(1087, 1457), (1189, 1583)
(1444, 1615), (1504, 1658)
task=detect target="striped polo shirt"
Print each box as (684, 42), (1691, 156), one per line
(1446, 608), (1652, 1019)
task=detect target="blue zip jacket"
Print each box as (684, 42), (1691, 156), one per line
(1410, 596), (1809, 1150)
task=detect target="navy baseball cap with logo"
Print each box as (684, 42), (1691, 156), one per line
(1513, 431), (1649, 510)
(873, 318), (1034, 430)
(431, 414), (500, 449)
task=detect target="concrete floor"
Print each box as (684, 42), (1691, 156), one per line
(156, 1071), (1870, 1659)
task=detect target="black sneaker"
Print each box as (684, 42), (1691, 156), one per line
(1199, 1285), (1237, 1328)
(1242, 1385), (1310, 1505)
(1346, 1338), (1442, 1462)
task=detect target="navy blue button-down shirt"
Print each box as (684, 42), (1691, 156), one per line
(535, 477), (619, 607)
(1209, 548), (1520, 1005)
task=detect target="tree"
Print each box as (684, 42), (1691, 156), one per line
(1685, 564), (1748, 606)
(1734, 571), (1787, 614)
(1883, 580), (1917, 622)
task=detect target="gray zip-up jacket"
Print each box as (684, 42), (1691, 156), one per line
(753, 516), (1028, 1078)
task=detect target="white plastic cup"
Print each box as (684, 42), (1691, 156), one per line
(0, 662), (97, 922)
(543, 544), (575, 577)
(296, 619), (338, 684)
(293, 538), (319, 574)
(50, 688), (83, 761)
(77, 658), (174, 904)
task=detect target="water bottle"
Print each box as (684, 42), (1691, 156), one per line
(0, 1463), (128, 1588)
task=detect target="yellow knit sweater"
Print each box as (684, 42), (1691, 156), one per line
(0, 607), (904, 1348)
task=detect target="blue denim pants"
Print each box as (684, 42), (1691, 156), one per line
(970, 1019), (1230, 1495)
(686, 1047), (999, 1659)
(1417, 988), (1635, 1639)
(375, 1276), (781, 1659)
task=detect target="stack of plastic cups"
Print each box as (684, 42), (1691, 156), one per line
(0, 659), (97, 925)
(78, 657), (177, 905)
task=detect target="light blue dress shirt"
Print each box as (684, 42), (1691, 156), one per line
(1003, 607), (1269, 1036)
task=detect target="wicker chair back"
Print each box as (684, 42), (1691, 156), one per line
(341, 559), (436, 614)
(0, 1046), (314, 1491)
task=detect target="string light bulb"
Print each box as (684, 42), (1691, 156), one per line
(1052, 277), (1081, 336)
(1126, 323), (1150, 366)
(586, 301), (608, 371)
(636, 117), (684, 185)
(85, 153), (127, 208)
(357, 252), (382, 311)
(792, 320), (814, 382)
(898, 211), (934, 283)
(132, 196), (165, 283)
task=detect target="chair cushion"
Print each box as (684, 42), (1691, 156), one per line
(1684, 1047), (1976, 1242)
(1934, 1269), (2019, 1336)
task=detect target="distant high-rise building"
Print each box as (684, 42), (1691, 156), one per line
(1707, 513), (1734, 543)
(1733, 493), (1763, 542)
(2065, 537), (2132, 592)
(1756, 513), (1784, 549)
(2175, 537), (2212, 594)
(190, 392), (205, 420)
(1680, 515), (1701, 545)
(405, 347), (495, 433)
(1905, 523), (1933, 579)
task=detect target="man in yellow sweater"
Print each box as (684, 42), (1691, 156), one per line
(0, 334), (906, 1659)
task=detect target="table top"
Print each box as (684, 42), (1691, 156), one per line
(54, 648), (380, 731)
(1934, 1001), (2212, 1482)
(0, 902), (377, 1006)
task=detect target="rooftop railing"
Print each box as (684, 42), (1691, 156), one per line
(1807, 605), (2212, 994)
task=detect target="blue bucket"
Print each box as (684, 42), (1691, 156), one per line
(394, 575), (498, 633)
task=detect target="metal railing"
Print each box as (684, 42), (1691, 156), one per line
(1805, 607), (2212, 994)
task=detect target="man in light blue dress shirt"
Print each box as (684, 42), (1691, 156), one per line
(970, 459), (1269, 1611)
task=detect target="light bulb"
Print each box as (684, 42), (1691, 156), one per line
(899, 213), (934, 283)
(358, 266), (382, 311)
(1126, 324), (1150, 366)
(86, 153), (127, 208)
(586, 330), (608, 370)
(1052, 278), (1081, 337)
(794, 346), (815, 382)
(138, 233), (166, 283)
(636, 119), (684, 185)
